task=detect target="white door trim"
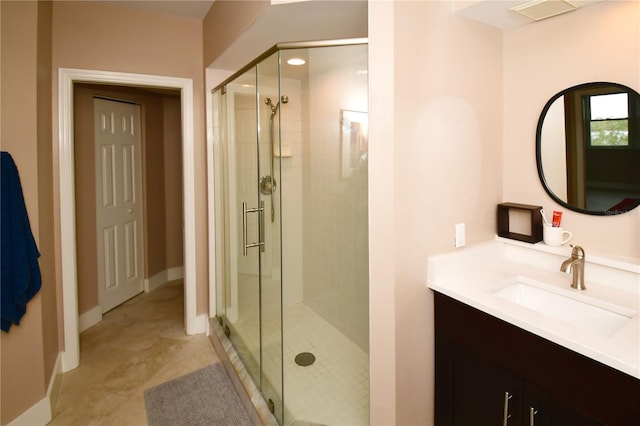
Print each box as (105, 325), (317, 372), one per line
(58, 68), (200, 372)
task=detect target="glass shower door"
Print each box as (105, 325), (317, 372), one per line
(221, 68), (263, 393)
(255, 52), (284, 422)
(214, 55), (284, 423)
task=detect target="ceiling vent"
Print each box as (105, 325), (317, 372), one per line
(511, 0), (579, 21)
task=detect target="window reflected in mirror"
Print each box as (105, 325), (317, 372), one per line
(536, 82), (640, 215)
(588, 92), (629, 147)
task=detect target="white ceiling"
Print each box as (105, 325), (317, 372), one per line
(453, 0), (604, 30)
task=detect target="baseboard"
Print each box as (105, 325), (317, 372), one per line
(79, 305), (102, 332)
(144, 266), (184, 293)
(166, 266), (184, 282)
(47, 353), (63, 419)
(8, 353), (62, 426)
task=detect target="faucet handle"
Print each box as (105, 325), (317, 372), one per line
(570, 244), (585, 259)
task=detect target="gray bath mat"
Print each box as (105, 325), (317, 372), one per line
(144, 363), (252, 426)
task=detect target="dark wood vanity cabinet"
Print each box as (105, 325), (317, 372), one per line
(434, 292), (640, 426)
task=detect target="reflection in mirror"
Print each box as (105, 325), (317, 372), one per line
(536, 82), (640, 215)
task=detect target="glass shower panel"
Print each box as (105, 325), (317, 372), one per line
(220, 68), (263, 392)
(279, 44), (370, 426)
(256, 52), (284, 423)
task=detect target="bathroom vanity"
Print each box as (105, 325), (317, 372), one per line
(428, 239), (640, 425)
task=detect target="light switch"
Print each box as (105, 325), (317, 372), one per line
(455, 223), (465, 248)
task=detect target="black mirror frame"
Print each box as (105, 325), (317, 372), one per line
(535, 81), (640, 216)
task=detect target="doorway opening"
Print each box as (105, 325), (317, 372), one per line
(58, 68), (203, 372)
(73, 85), (184, 327)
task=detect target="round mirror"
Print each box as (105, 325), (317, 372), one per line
(536, 82), (640, 215)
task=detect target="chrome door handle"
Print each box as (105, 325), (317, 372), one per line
(258, 201), (265, 253)
(242, 201), (265, 256)
(503, 392), (512, 426)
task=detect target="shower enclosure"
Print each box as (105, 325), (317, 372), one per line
(211, 39), (369, 425)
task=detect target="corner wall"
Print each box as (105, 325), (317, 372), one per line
(384, 2), (503, 424)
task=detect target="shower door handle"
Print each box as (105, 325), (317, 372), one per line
(242, 201), (265, 256)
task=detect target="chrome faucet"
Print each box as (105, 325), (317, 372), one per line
(560, 245), (586, 290)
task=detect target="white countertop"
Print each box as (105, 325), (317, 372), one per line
(427, 238), (640, 379)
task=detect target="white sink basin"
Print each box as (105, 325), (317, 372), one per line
(492, 278), (636, 336)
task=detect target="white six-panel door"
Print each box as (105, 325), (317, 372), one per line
(94, 97), (144, 312)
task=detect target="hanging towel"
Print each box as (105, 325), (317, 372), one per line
(1, 151), (42, 332)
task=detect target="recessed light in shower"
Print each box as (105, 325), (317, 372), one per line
(287, 58), (306, 66)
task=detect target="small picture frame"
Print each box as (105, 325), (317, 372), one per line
(497, 203), (543, 244)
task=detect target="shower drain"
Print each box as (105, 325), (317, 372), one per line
(294, 352), (316, 367)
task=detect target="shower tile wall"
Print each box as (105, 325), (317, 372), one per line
(300, 45), (369, 352)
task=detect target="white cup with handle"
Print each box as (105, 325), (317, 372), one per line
(543, 224), (572, 246)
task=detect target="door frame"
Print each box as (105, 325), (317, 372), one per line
(58, 68), (201, 372)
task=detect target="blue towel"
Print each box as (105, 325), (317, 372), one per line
(1, 152), (41, 332)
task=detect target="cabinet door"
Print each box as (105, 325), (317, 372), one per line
(523, 382), (552, 426)
(550, 398), (604, 426)
(453, 346), (523, 426)
(435, 293), (638, 426)
(525, 382), (604, 426)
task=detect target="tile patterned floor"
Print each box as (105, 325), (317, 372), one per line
(230, 302), (370, 425)
(48, 280), (219, 426)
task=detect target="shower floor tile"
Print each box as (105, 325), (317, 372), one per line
(231, 302), (369, 425)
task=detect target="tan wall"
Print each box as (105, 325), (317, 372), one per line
(51, 1), (209, 318)
(503, 1), (640, 259)
(203, 0), (270, 66)
(73, 84), (183, 315)
(163, 96), (185, 269)
(1, 1), (57, 424)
